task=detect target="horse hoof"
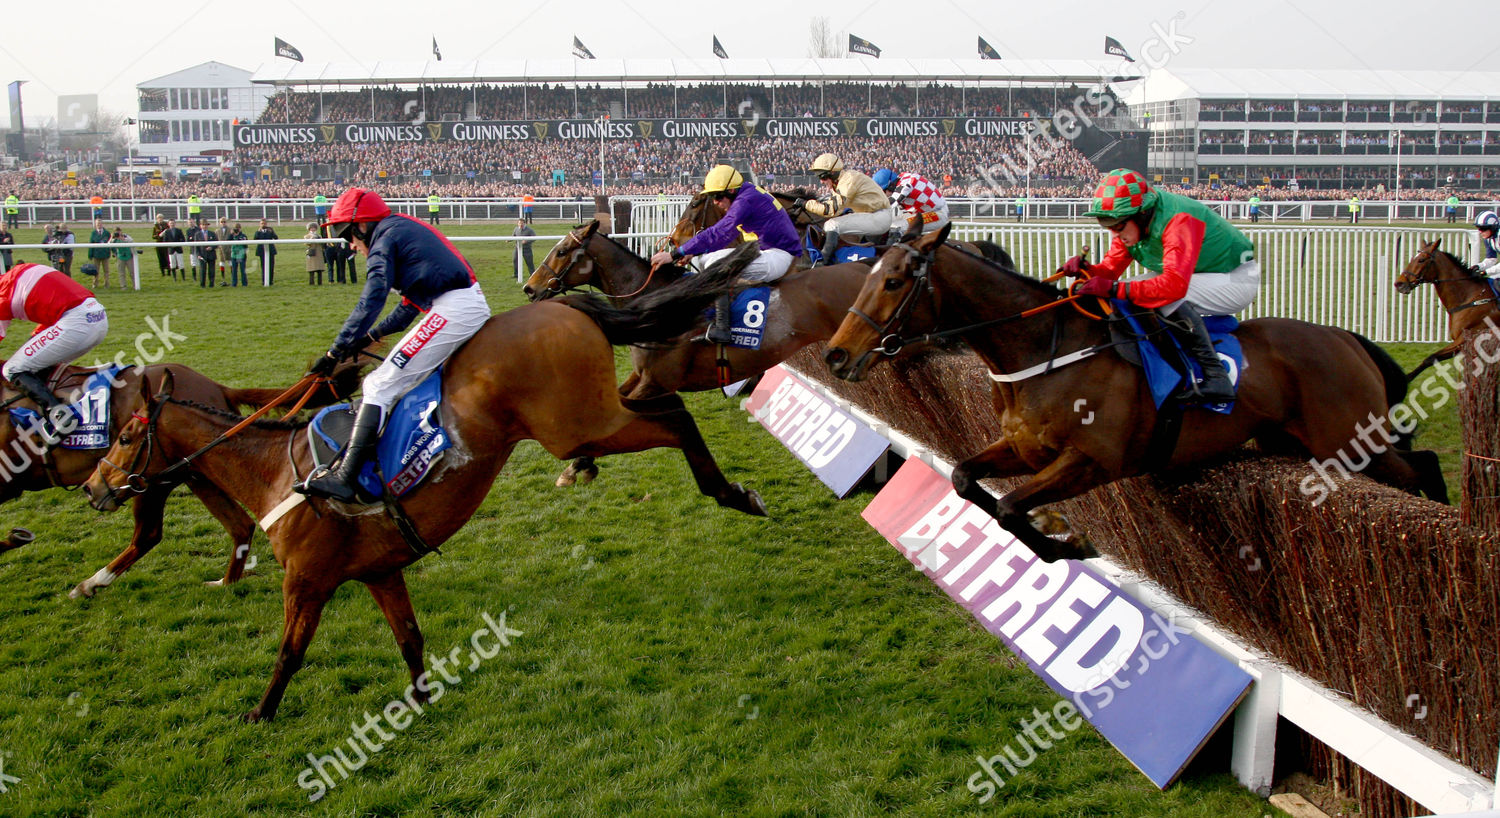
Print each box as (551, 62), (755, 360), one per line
(574, 467), (598, 486)
(726, 484), (769, 517)
(1070, 533), (1100, 560)
(68, 582), (95, 600)
(242, 708), (270, 723)
(1029, 509), (1071, 536)
(555, 470), (577, 488)
(204, 579), (226, 588)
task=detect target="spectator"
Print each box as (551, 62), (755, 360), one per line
(254, 218), (279, 285)
(48, 224), (75, 277)
(88, 219), (112, 287)
(0, 223), (12, 269)
(110, 228), (135, 290)
(304, 222), (324, 285)
(161, 219), (186, 282)
(194, 221), (217, 287)
(151, 214), (171, 276)
(512, 219), (537, 275)
(228, 223), (249, 287)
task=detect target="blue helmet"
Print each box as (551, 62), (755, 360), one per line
(1479, 211), (1500, 232)
(872, 169), (898, 191)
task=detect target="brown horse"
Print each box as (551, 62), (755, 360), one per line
(83, 245), (765, 721)
(0, 361), (356, 598)
(822, 224), (1448, 562)
(524, 220), (873, 485)
(1394, 238), (1500, 380)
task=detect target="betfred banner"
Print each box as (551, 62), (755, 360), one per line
(232, 117), (1031, 147)
(862, 457), (1251, 789)
(744, 366), (889, 497)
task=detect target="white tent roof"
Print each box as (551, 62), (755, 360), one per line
(250, 58), (1142, 87)
(138, 61), (255, 89)
(1129, 67), (1500, 102)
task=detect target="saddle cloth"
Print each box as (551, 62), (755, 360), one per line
(1112, 306), (1244, 415)
(707, 287), (771, 349)
(8, 365), (124, 449)
(803, 229), (878, 266)
(308, 367), (450, 499)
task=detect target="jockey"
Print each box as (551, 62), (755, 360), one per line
(0, 262), (108, 444)
(297, 188), (491, 504)
(873, 168), (950, 241)
(649, 165), (800, 344)
(800, 153), (893, 266)
(1064, 169), (1260, 404)
(1475, 211), (1500, 277)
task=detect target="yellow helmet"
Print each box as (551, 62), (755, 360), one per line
(703, 165), (744, 194)
(809, 153), (844, 174)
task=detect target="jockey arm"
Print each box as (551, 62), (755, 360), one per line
(331, 245), (391, 353)
(677, 194), (751, 257)
(1478, 238), (1500, 274)
(1088, 213), (1205, 309)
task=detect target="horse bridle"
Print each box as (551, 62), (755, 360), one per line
(845, 242), (938, 361)
(94, 399), (167, 505)
(533, 228), (593, 299)
(1399, 249), (1482, 288)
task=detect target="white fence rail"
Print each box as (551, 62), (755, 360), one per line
(948, 223), (1471, 344)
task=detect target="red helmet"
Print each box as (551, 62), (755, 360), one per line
(324, 188), (391, 238)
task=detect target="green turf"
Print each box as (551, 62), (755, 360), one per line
(0, 220), (1337, 816)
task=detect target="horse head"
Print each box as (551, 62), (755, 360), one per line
(1395, 239), (1448, 295)
(84, 369), (175, 512)
(667, 193), (719, 248)
(824, 223), (952, 381)
(523, 220), (602, 301)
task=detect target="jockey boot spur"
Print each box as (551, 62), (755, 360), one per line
(1161, 305), (1236, 404)
(299, 403), (384, 504)
(704, 293), (734, 344)
(10, 371), (69, 446)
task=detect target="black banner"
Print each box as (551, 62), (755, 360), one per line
(233, 117), (1033, 147)
(978, 36), (1001, 60)
(572, 36), (595, 59)
(275, 37), (303, 62)
(712, 35), (728, 59)
(1104, 35), (1134, 62)
(848, 34), (881, 58)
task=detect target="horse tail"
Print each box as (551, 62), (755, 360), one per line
(1347, 330), (1415, 447)
(562, 242), (758, 346)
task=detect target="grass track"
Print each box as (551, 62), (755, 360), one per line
(0, 221), (1429, 815)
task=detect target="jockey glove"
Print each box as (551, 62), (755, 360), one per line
(309, 352), (340, 378)
(1075, 276), (1118, 299)
(1059, 255), (1090, 277)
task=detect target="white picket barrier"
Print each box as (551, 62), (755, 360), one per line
(947, 223), (1472, 344)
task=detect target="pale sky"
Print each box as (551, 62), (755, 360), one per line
(0, 0), (1483, 129)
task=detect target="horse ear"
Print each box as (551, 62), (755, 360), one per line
(583, 220), (601, 239)
(152, 369), (175, 405)
(914, 221), (952, 251)
(1431, 238), (1442, 251)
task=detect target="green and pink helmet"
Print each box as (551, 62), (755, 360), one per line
(1083, 169), (1160, 221)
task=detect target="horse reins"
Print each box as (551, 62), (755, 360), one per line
(1400, 250), (1497, 313)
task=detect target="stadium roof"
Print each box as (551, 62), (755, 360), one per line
(1128, 68), (1500, 101)
(250, 58), (1141, 87)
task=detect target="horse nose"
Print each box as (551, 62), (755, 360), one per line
(522, 284), (535, 298)
(824, 346), (849, 372)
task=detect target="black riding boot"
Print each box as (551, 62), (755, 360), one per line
(11, 371), (67, 444)
(1160, 305), (1236, 403)
(705, 293), (734, 344)
(816, 230), (841, 267)
(299, 403), (384, 503)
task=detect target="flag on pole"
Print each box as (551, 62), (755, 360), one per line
(712, 35), (729, 59)
(573, 36), (596, 59)
(274, 37), (304, 62)
(432, 37), (442, 61)
(978, 36), (1001, 60)
(848, 34), (881, 58)
(1104, 35), (1135, 62)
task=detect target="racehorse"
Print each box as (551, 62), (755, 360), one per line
(1394, 239), (1500, 380)
(0, 361), (358, 599)
(524, 220), (873, 486)
(821, 224), (1449, 562)
(83, 245), (766, 721)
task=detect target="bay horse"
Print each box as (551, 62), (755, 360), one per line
(822, 224), (1448, 562)
(1394, 238), (1500, 380)
(524, 219), (874, 486)
(83, 245), (766, 721)
(0, 361), (358, 598)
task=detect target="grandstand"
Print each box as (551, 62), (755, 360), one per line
(1127, 68), (1500, 191)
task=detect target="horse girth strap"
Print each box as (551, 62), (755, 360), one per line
(381, 491), (440, 557)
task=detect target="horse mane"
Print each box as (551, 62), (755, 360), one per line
(1439, 250), (1481, 276)
(773, 187), (816, 200)
(167, 397), (313, 430)
(938, 243), (1064, 298)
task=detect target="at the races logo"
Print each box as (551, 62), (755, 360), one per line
(391, 315), (448, 369)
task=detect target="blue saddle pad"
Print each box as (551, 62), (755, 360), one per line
(707, 286), (770, 350)
(1120, 309), (1244, 414)
(309, 367), (450, 498)
(804, 232), (878, 266)
(9, 365), (124, 449)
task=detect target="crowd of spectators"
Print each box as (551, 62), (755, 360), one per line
(254, 83), (1122, 123)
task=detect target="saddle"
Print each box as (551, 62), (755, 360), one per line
(1103, 304), (1243, 414)
(7, 365), (125, 450)
(305, 367), (450, 501)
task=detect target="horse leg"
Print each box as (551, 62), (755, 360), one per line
(1407, 341), (1462, 381)
(365, 570), (429, 702)
(957, 446), (1106, 563)
(188, 480), (259, 587)
(245, 572), (337, 723)
(69, 486), (170, 599)
(556, 375), (653, 489)
(574, 392), (767, 516)
(1395, 448), (1450, 504)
